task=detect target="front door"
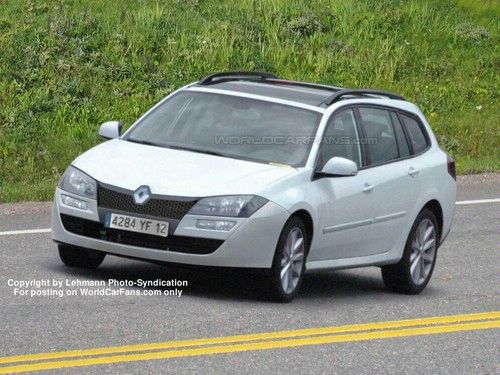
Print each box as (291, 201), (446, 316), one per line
(311, 108), (376, 261)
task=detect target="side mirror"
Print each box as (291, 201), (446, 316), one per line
(316, 157), (358, 178)
(98, 121), (122, 140)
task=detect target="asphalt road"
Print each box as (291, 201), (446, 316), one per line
(0, 174), (499, 374)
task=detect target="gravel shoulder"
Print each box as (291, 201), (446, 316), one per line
(1, 173), (498, 218)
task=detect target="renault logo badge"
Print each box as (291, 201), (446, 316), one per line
(133, 185), (151, 205)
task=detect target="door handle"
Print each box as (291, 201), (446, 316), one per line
(408, 166), (420, 177)
(362, 183), (374, 193)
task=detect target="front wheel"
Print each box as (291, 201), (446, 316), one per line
(268, 216), (308, 302)
(58, 244), (106, 269)
(381, 209), (438, 294)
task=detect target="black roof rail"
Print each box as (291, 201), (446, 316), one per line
(198, 71), (278, 85)
(198, 72), (343, 94)
(322, 88), (405, 106)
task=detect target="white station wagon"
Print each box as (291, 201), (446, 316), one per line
(52, 72), (456, 301)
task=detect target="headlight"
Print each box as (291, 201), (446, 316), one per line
(188, 195), (268, 217)
(58, 166), (97, 199)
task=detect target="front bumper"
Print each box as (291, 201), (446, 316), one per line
(51, 188), (290, 268)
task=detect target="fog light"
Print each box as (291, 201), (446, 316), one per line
(196, 219), (236, 231)
(61, 195), (88, 210)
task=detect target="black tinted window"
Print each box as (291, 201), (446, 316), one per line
(400, 114), (428, 154)
(390, 112), (410, 157)
(358, 108), (398, 166)
(318, 109), (361, 168)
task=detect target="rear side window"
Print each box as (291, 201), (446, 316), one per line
(399, 114), (429, 154)
(358, 107), (398, 166)
(390, 112), (410, 158)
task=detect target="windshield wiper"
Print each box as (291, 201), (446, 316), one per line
(126, 138), (160, 147)
(166, 145), (227, 157)
(195, 149), (226, 157)
(127, 140), (231, 158)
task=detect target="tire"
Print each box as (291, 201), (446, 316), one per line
(268, 216), (308, 302)
(58, 244), (106, 269)
(381, 209), (439, 294)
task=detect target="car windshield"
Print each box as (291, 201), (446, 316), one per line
(124, 91), (321, 167)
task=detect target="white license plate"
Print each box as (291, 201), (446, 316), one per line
(105, 213), (169, 237)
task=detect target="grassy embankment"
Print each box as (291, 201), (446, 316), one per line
(0, 0), (498, 202)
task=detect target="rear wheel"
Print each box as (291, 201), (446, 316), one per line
(58, 244), (106, 269)
(268, 216), (308, 302)
(382, 209), (438, 294)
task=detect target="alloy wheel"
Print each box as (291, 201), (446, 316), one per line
(409, 218), (436, 285)
(280, 227), (305, 294)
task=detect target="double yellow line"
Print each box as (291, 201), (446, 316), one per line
(1, 311), (499, 374)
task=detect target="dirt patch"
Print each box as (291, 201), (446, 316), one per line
(0, 202), (52, 216)
(457, 173), (499, 186)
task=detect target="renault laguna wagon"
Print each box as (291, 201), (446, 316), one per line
(52, 72), (456, 301)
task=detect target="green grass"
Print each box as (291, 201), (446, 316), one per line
(0, 0), (498, 202)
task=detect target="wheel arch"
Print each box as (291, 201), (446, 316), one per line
(290, 209), (314, 254)
(422, 199), (443, 241)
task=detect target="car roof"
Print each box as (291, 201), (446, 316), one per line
(193, 73), (406, 108)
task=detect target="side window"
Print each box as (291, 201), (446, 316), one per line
(399, 114), (429, 154)
(318, 109), (361, 169)
(358, 107), (399, 166)
(390, 112), (410, 157)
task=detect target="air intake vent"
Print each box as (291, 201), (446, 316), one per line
(60, 214), (223, 254)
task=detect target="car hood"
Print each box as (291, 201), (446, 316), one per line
(72, 139), (297, 197)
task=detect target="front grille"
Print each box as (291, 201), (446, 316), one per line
(98, 184), (198, 220)
(61, 214), (223, 254)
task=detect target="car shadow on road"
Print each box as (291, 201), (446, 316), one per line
(45, 256), (438, 303)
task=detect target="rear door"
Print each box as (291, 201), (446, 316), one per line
(354, 106), (420, 256)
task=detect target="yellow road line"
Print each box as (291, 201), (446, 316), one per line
(1, 319), (499, 374)
(0, 310), (498, 366)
